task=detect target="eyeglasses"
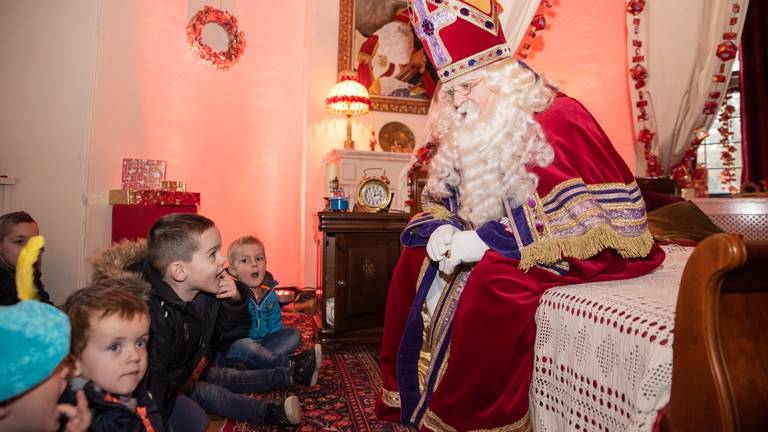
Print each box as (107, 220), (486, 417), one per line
(441, 78), (483, 100)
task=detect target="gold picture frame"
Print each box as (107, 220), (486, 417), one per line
(338, 0), (431, 115)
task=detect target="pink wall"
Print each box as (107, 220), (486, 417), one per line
(525, 0), (635, 168)
(87, 1), (307, 286)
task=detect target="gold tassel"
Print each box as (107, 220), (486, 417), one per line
(519, 227), (654, 271)
(15, 235), (45, 301)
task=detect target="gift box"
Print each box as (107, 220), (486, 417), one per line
(121, 159), (167, 190)
(161, 180), (186, 192)
(109, 189), (201, 206)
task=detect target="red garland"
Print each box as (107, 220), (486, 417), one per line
(718, 95), (739, 193)
(668, 3), (742, 191)
(516, 0), (555, 59)
(627, 0), (662, 177)
(186, 6), (246, 71)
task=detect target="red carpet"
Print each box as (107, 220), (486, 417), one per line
(217, 315), (408, 431)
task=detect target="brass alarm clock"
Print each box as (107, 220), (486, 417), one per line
(356, 168), (393, 212)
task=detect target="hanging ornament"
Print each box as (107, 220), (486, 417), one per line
(627, 1), (660, 177)
(515, 1), (556, 59)
(186, 6), (246, 71)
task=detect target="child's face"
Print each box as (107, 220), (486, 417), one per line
(0, 222), (39, 268)
(75, 312), (149, 397)
(0, 362), (70, 431)
(229, 243), (267, 288)
(183, 227), (226, 294)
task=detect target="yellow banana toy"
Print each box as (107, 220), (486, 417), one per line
(15, 235), (45, 301)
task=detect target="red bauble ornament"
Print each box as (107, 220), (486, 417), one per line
(626, 0), (646, 15)
(716, 40), (738, 62)
(629, 64), (648, 82)
(531, 15), (546, 31)
(638, 128), (654, 144)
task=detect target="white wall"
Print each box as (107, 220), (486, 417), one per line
(0, 0), (100, 304)
(301, 0), (427, 287)
(85, 1), (308, 288)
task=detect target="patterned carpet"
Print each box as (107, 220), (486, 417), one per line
(209, 315), (408, 432)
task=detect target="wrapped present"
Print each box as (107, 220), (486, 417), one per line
(121, 159), (167, 190)
(161, 180), (186, 192)
(109, 189), (201, 206)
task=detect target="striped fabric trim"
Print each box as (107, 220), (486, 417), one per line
(381, 388), (402, 408)
(421, 409), (531, 432)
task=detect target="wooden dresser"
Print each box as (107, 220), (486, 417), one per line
(315, 211), (409, 345)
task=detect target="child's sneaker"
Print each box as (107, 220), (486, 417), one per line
(291, 343), (322, 386)
(264, 395), (301, 425)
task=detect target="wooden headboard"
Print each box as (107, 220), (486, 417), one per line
(662, 234), (768, 431)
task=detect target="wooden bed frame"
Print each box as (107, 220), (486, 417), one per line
(661, 233), (768, 431)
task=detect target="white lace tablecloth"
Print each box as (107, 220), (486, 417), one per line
(531, 244), (694, 432)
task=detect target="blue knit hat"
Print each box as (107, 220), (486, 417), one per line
(0, 301), (70, 402)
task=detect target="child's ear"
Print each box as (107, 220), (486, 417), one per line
(0, 403), (9, 419)
(71, 358), (82, 377)
(167, 261), (187, 282)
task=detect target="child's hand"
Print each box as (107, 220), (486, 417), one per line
(216, 272), (240, 300)
(58, 389), (92, 432)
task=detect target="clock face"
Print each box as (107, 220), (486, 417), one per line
(357, 178), (391, 211)
(364, 182), (387, 207)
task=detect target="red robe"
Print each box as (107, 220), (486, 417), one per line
(375, 94), (665, 431)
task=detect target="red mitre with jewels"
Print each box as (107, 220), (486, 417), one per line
(407, 0), (512, 82)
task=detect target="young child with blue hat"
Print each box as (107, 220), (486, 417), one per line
(0, 236), (90, 432)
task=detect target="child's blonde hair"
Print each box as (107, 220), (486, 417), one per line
(227, 235), (265, 265)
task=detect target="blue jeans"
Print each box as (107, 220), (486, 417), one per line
(190, 365), (293, 424)
(216, 327), (301, 369)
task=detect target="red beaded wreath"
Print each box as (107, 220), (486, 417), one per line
(186, 6), (246, 70)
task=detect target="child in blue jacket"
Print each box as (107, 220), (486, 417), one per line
(218, 236), (321, 385)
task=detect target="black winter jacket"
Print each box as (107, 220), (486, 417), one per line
(88, 240), (248, 423)
(60, 378), (163, 432)
(142, 262), (249, 420)
(1, 261), (52, 305)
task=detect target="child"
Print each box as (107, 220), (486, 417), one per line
(89, 214), (317, 429)
(0, 300), (91, 432)
(61, 282), (163, 431)
(0, 211), (52, 305)
(217, 235), (320, 377)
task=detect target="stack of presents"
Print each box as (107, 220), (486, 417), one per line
(109, 159), (200, 206)
(109, 158), (201, 242)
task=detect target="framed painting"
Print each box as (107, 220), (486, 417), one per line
(338, 0), (434, 115)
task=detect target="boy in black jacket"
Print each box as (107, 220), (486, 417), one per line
(89, 214), (309, 430)
(62, 283), (163, 432)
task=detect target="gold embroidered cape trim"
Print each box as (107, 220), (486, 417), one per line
(519, 225), (654, 271)
(421, 409), (531, 432)
(380, 388), (401, 408)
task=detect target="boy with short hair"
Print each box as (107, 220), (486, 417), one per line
(0, 300), (91, 432)
(0, 211), (52, 305)
(61, 282), (163, 431)
(90, 213), (309, 429)
(219, 236), (321, 383)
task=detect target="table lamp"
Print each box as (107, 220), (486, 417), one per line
(325, 71), (371, 150)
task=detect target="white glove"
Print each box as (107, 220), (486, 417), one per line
(427, 225), (459, 262)
(438, 230), (489, 274)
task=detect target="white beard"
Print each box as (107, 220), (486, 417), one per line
(428, 95), (554, 227)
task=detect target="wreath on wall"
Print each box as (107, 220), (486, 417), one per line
(186, 5), (246, 70)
